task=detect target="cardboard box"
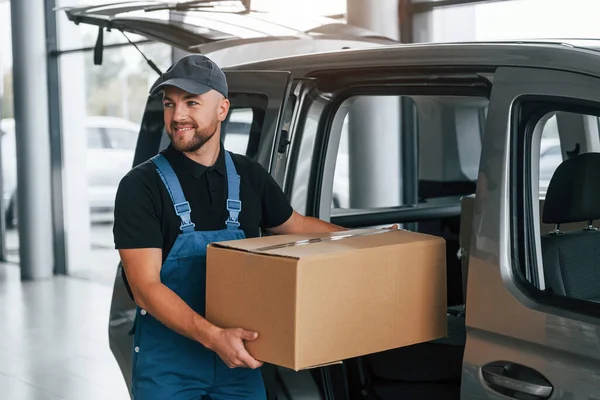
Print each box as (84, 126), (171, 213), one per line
(205, 228), (448, 371)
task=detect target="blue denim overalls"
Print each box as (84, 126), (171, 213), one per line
(130, 151), (266, 399)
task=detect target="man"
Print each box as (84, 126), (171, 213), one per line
(113, 54), (344, 399)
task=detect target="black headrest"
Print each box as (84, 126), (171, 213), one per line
(543, 152), (600, 224)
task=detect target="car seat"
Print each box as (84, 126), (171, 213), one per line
(541, 152), (600, 302)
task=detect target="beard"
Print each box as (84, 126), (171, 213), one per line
(168, 117), (219, 153)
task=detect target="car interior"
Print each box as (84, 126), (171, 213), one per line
(540, 151), (600, 303)
(531, 111), (600, 305)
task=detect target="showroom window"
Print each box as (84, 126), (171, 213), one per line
(413, 0), (600, 43)
(1, 1), (16, 261)
(52, 0), (174, 281)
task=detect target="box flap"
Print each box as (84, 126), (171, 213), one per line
(209, 228), (443, 259)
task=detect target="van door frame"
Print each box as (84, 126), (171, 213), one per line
(284, 66), (493, 398)
(293, 68), (493, 223)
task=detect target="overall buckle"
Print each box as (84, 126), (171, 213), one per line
(226, 199), (241, 227)
(174, 201), (191, 216)
(226, 200), (241, 212)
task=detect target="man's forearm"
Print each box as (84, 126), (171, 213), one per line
(300, 216), (347, 233)
(135, 281), (217, 347)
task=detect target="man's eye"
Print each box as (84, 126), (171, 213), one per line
(187, 101), (199, 106)
(163, 102), (174, 108)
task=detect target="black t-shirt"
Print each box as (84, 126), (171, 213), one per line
(113, 142), (293, 260)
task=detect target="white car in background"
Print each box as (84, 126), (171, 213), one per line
(0, 116), (139, 227)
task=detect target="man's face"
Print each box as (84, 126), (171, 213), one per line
(162, 86), (229, 153)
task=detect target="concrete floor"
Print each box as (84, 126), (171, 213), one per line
(0, 227), (131, 399)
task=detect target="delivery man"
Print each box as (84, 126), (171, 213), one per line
(113, 54), (344, 399)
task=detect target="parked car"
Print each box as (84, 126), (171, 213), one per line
(0, 116), (139, 227)
(65, 4), (600, 400)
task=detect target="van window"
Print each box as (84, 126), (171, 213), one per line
(223, 108), (252, 155)
(516, 104), (600, 313)
(220, 93), (269, 159)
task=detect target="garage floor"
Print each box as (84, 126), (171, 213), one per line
(0, 261), (130, 400)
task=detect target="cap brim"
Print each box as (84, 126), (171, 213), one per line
(150, 78), (212, 97)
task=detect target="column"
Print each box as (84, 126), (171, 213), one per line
(10, 0), (55, 280)
(56, 0), (92, 275)
(346, 0), (401, 209)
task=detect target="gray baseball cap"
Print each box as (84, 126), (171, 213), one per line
(149, 54), (228, 98)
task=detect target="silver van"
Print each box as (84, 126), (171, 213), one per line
(100, 39), (600, 400)
(64, 3), (600, 399)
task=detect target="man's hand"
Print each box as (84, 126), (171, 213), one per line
(206, 327), (263, 369)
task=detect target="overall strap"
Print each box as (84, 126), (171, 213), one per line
(224, 151), (242, 230)
(151, 154), (195, 233)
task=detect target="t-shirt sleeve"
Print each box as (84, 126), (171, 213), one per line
(255, 162), (293, 229)
(113, 173), (163, 249)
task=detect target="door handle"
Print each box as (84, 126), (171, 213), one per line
(481, 361), (553, 399)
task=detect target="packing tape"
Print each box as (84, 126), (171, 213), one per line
(255, 227), (401, 252)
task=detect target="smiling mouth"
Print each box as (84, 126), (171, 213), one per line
(173, 126), (195, 133)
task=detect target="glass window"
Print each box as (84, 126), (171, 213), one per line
(86, 127), (106, 149)
(252, 0), (346, 16)
(224, 108), (253, 155)
(538, 116), (562, 189)
(106, 128), (139, 150)
(1, 1), (17, 259)
(58, 41), (172, 282)
(518, 104), (600, 310)
(415, 0), (600, 43)
(1, 2), (12, 120)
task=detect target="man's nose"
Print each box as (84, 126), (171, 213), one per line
(173, 103), (189, 121)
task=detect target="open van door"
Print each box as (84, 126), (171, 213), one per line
(462, 65), (600, 399)
(108, 69), (293, 398)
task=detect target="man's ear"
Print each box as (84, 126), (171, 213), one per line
(218, 97), (230, 122)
